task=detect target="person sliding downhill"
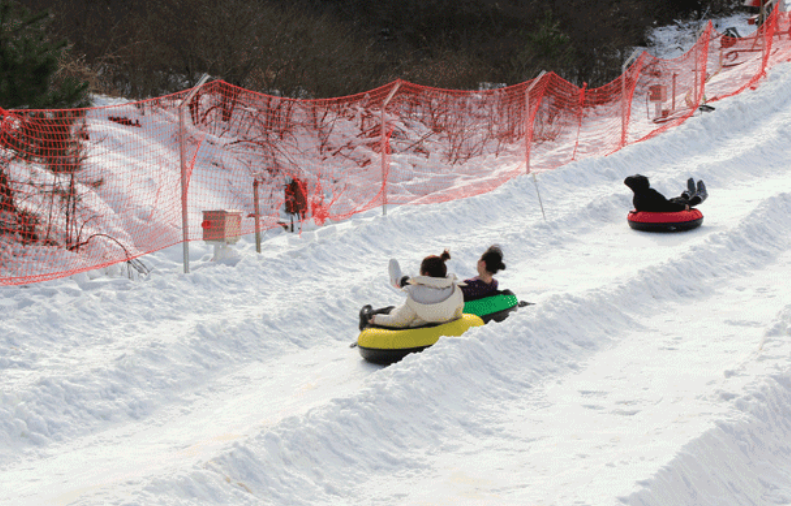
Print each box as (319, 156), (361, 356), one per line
(624, 175), (708, 212)
(358, 250), (465, 331)
(385, 245), (506, 302)
(459, 245), (506, 301)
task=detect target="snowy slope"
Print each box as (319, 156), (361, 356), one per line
(3, 16), (791, 506)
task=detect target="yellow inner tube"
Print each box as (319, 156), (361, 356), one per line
(357, 313), (485, 350)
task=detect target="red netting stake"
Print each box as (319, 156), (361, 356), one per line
(571, 82), (588, 161)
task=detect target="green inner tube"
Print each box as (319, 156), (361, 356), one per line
(463, 292), (519, 318)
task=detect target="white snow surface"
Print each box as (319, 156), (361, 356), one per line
(4, 17), (791, 506)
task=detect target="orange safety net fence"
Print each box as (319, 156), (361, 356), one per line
(1, 13), (790, 285)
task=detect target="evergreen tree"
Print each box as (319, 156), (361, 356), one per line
(0, 0), (88, 110)
(0, 0), (89, 248)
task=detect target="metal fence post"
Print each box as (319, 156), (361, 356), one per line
(525, 71), (546, 175)
(380, 81), (401, 216)
(621, 49), (642, 149)
(178, 73), (210, 274)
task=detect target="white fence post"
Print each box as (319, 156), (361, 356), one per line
(525, 71), (546, 175)
(380, 81), (401, 216)
(621, 49), (642, 149)
(523, 71), (547, 221)
(693, 23), (712, 108)
(178, 73), (210, 274)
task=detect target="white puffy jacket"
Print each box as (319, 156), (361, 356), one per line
(371, 274), (465, 328)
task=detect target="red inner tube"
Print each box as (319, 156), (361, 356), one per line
(628, 209), (703, 223)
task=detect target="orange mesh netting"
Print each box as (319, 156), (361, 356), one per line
(1, 12), (790, 285)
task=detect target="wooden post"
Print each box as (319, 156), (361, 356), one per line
(253, 178), (261, 253)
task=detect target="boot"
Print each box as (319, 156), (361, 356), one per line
(359, 305), (373, 331)
(681, 178), (694, 200)
(696, 180), (708, 203)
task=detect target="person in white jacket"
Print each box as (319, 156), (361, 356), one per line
(360, 250), (465, 330)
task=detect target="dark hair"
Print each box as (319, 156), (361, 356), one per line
(420, 249), (451, 278)
(480, 245), (505, 274)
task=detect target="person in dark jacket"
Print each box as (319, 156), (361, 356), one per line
(624, 175), (708, 212)
(460, 245), (506, 301)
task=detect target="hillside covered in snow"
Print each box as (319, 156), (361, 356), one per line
(3, 13), (791, 506)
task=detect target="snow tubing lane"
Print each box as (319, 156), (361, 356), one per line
(463, 290), (521, 323)
(357, 314), (485, 364)
(627, 209), (703, 232)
